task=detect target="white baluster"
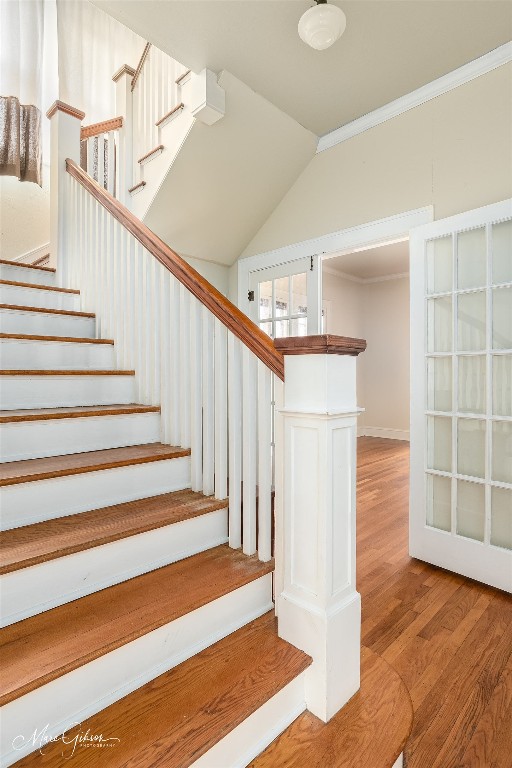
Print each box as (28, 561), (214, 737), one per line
(107, 131), (115, 195)
(112, 220), (123, 367)
(202, 309), (215, 496)
(87, 137), (95, 183)
(190, 297), (203, 491)
(97, 135), (105, 190)
(169, 276), (181, 446)
(134, 242), (145, 401)
(273, 376), (285, 610)
(159, 268), (171, 443)
(214, 319), (228, 500)
(125, 235), (136, 370)
(180, 285), (191, 448)
(228, 334), (242, 549)
(141, 249), (152, 401)
(151, 259), (162, 406)
(257, 361), (272, 562)
(242, 347), (257, 555)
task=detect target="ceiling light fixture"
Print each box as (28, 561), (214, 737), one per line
(298, 0), (346, 51)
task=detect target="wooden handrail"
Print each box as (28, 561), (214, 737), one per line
(66, 159), (285, 380)
(131, 42), (151, 92)
(81, 117), (123, 140)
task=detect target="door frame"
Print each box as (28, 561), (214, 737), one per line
(237, 206), (434, 323)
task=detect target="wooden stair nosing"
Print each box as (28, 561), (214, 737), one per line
(128, 181), (146, 194)
(248, 645), (414, 768)
(0, 258), (55, 273)
(0, 404), (160, 424)
(0, 333), (114, 344)
(0, 443), (190, 487)
(0, 545), (275, 707)
(175, 69), (191, 84)
(10, 612), (310, 768)
(0, 489), (228, 574)
(155, 102), (184, 127)
(0, 279), (79, 295)
(138, 144), (164, 164)
(0, 369), (135, 376)
(0, 303), (94, 318)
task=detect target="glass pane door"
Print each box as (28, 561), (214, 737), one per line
(410, 200), (512, 592)
(249, 258), (319, 339)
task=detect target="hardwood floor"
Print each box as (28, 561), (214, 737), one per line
(357, 437), (512, 768)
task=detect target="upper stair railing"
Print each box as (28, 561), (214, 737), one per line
(80, 117), (123, 197)
(130, 42), (188, 184)
(77, 42), (221, 207)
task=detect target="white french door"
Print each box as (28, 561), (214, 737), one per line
(410, 199), (512, 592)
(248, 258), (321, 338)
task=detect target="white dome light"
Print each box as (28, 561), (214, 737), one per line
(298, 1), (346, 51)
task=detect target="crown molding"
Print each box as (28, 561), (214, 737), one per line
(323, 266), (409, 285)
(317, 42), (512, 153)
(46, 100), (85, 121)
(112, 64), (136, 82)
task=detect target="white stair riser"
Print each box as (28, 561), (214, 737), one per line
(0, 284), (80, 312)
(0, 264), (56, 287)
(0, 374), (135, 409)
(0, 412), (161, 462)
(1, 508), (228, 626)
(190, 675), (306, 768)
(0, 308), (95, 338)
(0, 338), (115, 370)
(1, 574), (273, 768)
(1, 456), (191, 530)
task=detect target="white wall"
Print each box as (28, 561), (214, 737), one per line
(242, 64), (512, 259)
(0, 167), (50, 261)
(323, 270), (410, 439)
(360, 277), (410, 439)
(182, 255), (229, 297)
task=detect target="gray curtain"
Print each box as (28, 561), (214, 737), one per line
(0, 95), (42, 185)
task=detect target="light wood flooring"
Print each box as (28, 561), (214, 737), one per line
(357, 437), (512, 768)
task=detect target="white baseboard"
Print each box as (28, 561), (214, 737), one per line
(12, 243), (50, 265)
(358, 426), (410, 441)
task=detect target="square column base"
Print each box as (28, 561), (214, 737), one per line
(278, 590), (361, 722)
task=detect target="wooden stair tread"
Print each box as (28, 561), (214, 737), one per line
(0, 545), (274, 706)
(248, 645), (413, 768)
(12, 611), (308, 768)
(0, 279), (79, 294)
(0, 489), (227, 574)
(0, 404), (160, 423)
(0, 369), (134, 375)
(0, 303), (94, 317)
(0, 443), (190, 486)
(0, 259), (55, 273)
(0, 333), (113, 344)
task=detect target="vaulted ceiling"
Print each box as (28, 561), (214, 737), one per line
(92, 0), (512, 136)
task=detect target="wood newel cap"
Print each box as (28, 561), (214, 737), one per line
(46, 101), (85, 121)
(274, 334), (366, 357)
(112, 64), (136, 82)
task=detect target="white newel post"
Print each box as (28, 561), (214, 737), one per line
(112, 64), (135, 205)
(46, 101), (85, 287)
(274, 334), (366, 723)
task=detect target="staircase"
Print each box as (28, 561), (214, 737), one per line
(0, 257), (312, 767)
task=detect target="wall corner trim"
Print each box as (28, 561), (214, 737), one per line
(317, 42), (512, 153)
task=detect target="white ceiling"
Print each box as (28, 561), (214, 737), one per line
(324, 240), (410, 280)
(92, 0), (512, 136)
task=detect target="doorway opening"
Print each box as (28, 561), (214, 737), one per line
(322, 238), (411, 443)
